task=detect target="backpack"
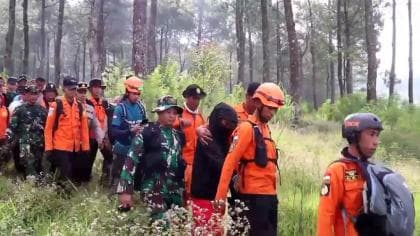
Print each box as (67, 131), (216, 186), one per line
(236, 121), (280, 190)
(133, 123), (186, 191)
(53, 98), (84, 133)
(118, 100), (146, 123)
(338, 158), (415, 236)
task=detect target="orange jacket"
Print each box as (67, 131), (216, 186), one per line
(88, 97), (107, 130)
(174, 107), (205, 194)
(215, 115), (278, 200)
(0, 106), (8, 139)
(317, 155), (365, 236)
(234, 103), (249, 122)
(44, 97), (90, 152)
(175, 108), (206, 165)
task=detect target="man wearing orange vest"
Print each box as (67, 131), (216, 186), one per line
(86, 78), (113, 186)
(176, 84), (206, 197)
(0, 91), (10, 173)
(44, 77), (90, 184)
(214, 82), (285, 236)
(234, 82), (260, 122)
(317, 113), (384, 236)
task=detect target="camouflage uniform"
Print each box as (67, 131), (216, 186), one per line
(117, 124), (185, 221)
(9, 102), (47, 177)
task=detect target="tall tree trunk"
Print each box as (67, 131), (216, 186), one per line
(22, 0), (29, 75)
(54, 0), (65, 86)
(197, 0), (204, 47)
(89, 0), (105, 79)
(39, 0), (46, 77)
(275, 0), (282, 86)
(46, 36), (50, 82)
(343, 0), (353, 94)
(364, 0), (377, 101)
(308, 0), (318, 110)
(4, 0), (16, 75)
(261, 0), (270, 82)
(389, 0), (396, 98)
(74, 43), (80, 81)
(159, 27), (164, 64)
(408, 0), (413, 104)
(147, 0), (157, 73)
(83, 39), (86, 82)
(246, 9), (253, 83)
(132, 0), (147, 76)
(336, 0), (344, 97)
(328, 0), (335, 103)
(97, 0), (105, 74)
(284, 0), (302, 122)
(235, 0), (245, 85)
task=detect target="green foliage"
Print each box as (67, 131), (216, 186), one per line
(103, 63), (132, 99)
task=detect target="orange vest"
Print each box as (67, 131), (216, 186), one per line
(234, 103), (249, 122)
(89, 97), (107, 130)
(174, 107), (205, 194)
(317, 159), (365, 236)
(0, 106), (8, 139)
(215, 115), (278, 200)
(44, 97), (90, 152)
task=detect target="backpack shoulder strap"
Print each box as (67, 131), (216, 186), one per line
(136, 101), (146, 117)
(53, 99), (64, 133)
(86, 99), (94, 107)
(118, 102), (128, 120)
(77, 101), (83, 120)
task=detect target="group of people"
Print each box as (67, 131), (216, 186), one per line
(0, 75), (112, 186)
(0, 73), (412, 236)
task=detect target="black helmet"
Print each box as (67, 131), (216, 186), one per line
(342, 113), (383, 144)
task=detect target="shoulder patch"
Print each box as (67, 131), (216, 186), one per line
(48, 107), (55, 116)
(320, 174), (331, 196)
(229, 135), (239, 153)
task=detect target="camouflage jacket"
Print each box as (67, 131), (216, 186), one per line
(116, 123), (185, 195)
(9, 103), (47, 145)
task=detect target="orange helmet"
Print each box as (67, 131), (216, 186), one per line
(253, 82), (285, 108)
(124, 76), (144, 93)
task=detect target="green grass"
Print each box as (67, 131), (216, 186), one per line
(0, 121), (419, 235)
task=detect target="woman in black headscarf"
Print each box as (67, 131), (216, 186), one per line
(190, 102), (238, 235)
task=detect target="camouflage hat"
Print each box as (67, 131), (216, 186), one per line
(25, 85), (39, 94)
(152, 95), (183, 114)
(18, 74), (28, 82)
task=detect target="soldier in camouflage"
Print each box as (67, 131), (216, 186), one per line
(117, 96), (186, 222)
(8, 85), (47, 179)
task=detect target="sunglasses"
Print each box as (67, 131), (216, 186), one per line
(257, 90), (285, 106)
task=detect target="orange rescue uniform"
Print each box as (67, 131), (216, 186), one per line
(215, 115), (278, 200)
(234, 103), (249, 122)
(44, 97), (90, 152)
(317, 151), (365, 236)
(174, 107), (205, 194)
(0, 105), (8, 140)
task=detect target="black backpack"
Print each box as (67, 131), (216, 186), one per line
(133, 123), (186, 191)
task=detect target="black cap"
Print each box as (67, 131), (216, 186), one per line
(63, 76), (78, 89)
(44, 83), (58, 93)
(18, 85), (29, 94)
(89, 79), (106, 88)
(247, 82), (261, 96)
(182, 84), (207, 98)
(7, 77), (18, 84)
(77, 82), (89, 90)
(35, 77), (46, 82)
(18, 75), (28, 82)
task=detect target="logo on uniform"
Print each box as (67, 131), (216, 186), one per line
(345, 169), (359, 181)
(229, 135), (239, 153)
(320, 174), (331, 196)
